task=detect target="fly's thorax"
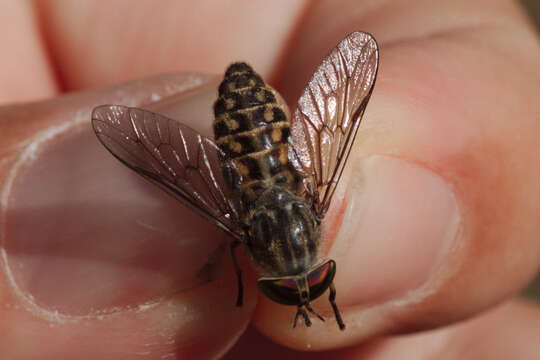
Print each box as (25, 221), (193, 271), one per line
(213, 62), (302, 202)
(246, 187), (321, 277)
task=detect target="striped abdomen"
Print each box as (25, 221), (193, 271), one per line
(213, 62), (301, 205)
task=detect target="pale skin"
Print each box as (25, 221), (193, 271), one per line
(1, 1), (539, 359)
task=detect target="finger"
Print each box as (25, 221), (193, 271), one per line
(0, 74), (256, 359)
(253, 0), (540, 349)
(225, 300), (540, 359)
(35, 0), (308, 90)
(0, 1), (57, 103)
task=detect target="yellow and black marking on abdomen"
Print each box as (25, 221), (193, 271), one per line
(213, 62), (301, 204)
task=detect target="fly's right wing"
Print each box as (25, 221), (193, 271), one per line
(289, 31), (379, 216)
(92, 105), (244, 240)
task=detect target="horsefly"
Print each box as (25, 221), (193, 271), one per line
(92, 31), (379, 330)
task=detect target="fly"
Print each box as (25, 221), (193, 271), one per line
(91, 31), (379, 330)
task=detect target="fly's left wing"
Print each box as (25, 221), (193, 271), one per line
(289, 31), (379, 216)
(92, 105), (243, 240)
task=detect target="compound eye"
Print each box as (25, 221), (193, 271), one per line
(306, 260), (336, 301)
(257, 278), (300, 305)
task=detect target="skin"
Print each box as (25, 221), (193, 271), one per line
(0, 0), (539, 359)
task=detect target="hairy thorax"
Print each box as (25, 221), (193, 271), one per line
(247, 187), (321, 276)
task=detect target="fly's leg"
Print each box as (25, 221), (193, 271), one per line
(293, 306), (312, 328)
(305, 303), (325, 322)
(196, 241), (227, 283)
(230, 240), (243, 307)
(329, 282), (346, 330)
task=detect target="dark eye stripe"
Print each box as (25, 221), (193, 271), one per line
(292, 203), (317, 263)
(275, 207), (295, 269)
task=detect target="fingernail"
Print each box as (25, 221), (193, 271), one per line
(335, 155), (461, 305)
(2, 74), (228, 315)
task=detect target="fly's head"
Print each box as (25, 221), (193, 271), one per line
(257, 260), (343, 329)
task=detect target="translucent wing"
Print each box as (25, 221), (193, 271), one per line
(92, 105), (243, 240)
(290, 31), (379, 216)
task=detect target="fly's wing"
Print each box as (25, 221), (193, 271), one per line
(92, 105), (243, 240)
(289, 31), (379, 216)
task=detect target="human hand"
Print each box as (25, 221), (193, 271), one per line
(1, 1), (539, 359)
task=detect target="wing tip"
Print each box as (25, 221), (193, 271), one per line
(344, 31), (379, 64)
(91, 104), (131, 133)
(91, 104), (129, 121)
(345, 31), (380, 74)
(346, 31), (378, 46)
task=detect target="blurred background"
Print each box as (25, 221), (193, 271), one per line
(519, 0), (540, 302)
(522, 0), (540, 29)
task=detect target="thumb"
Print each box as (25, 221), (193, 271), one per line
(253, 0), (540, 350)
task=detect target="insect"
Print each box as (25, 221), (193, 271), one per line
(92, 31), (378, 330)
